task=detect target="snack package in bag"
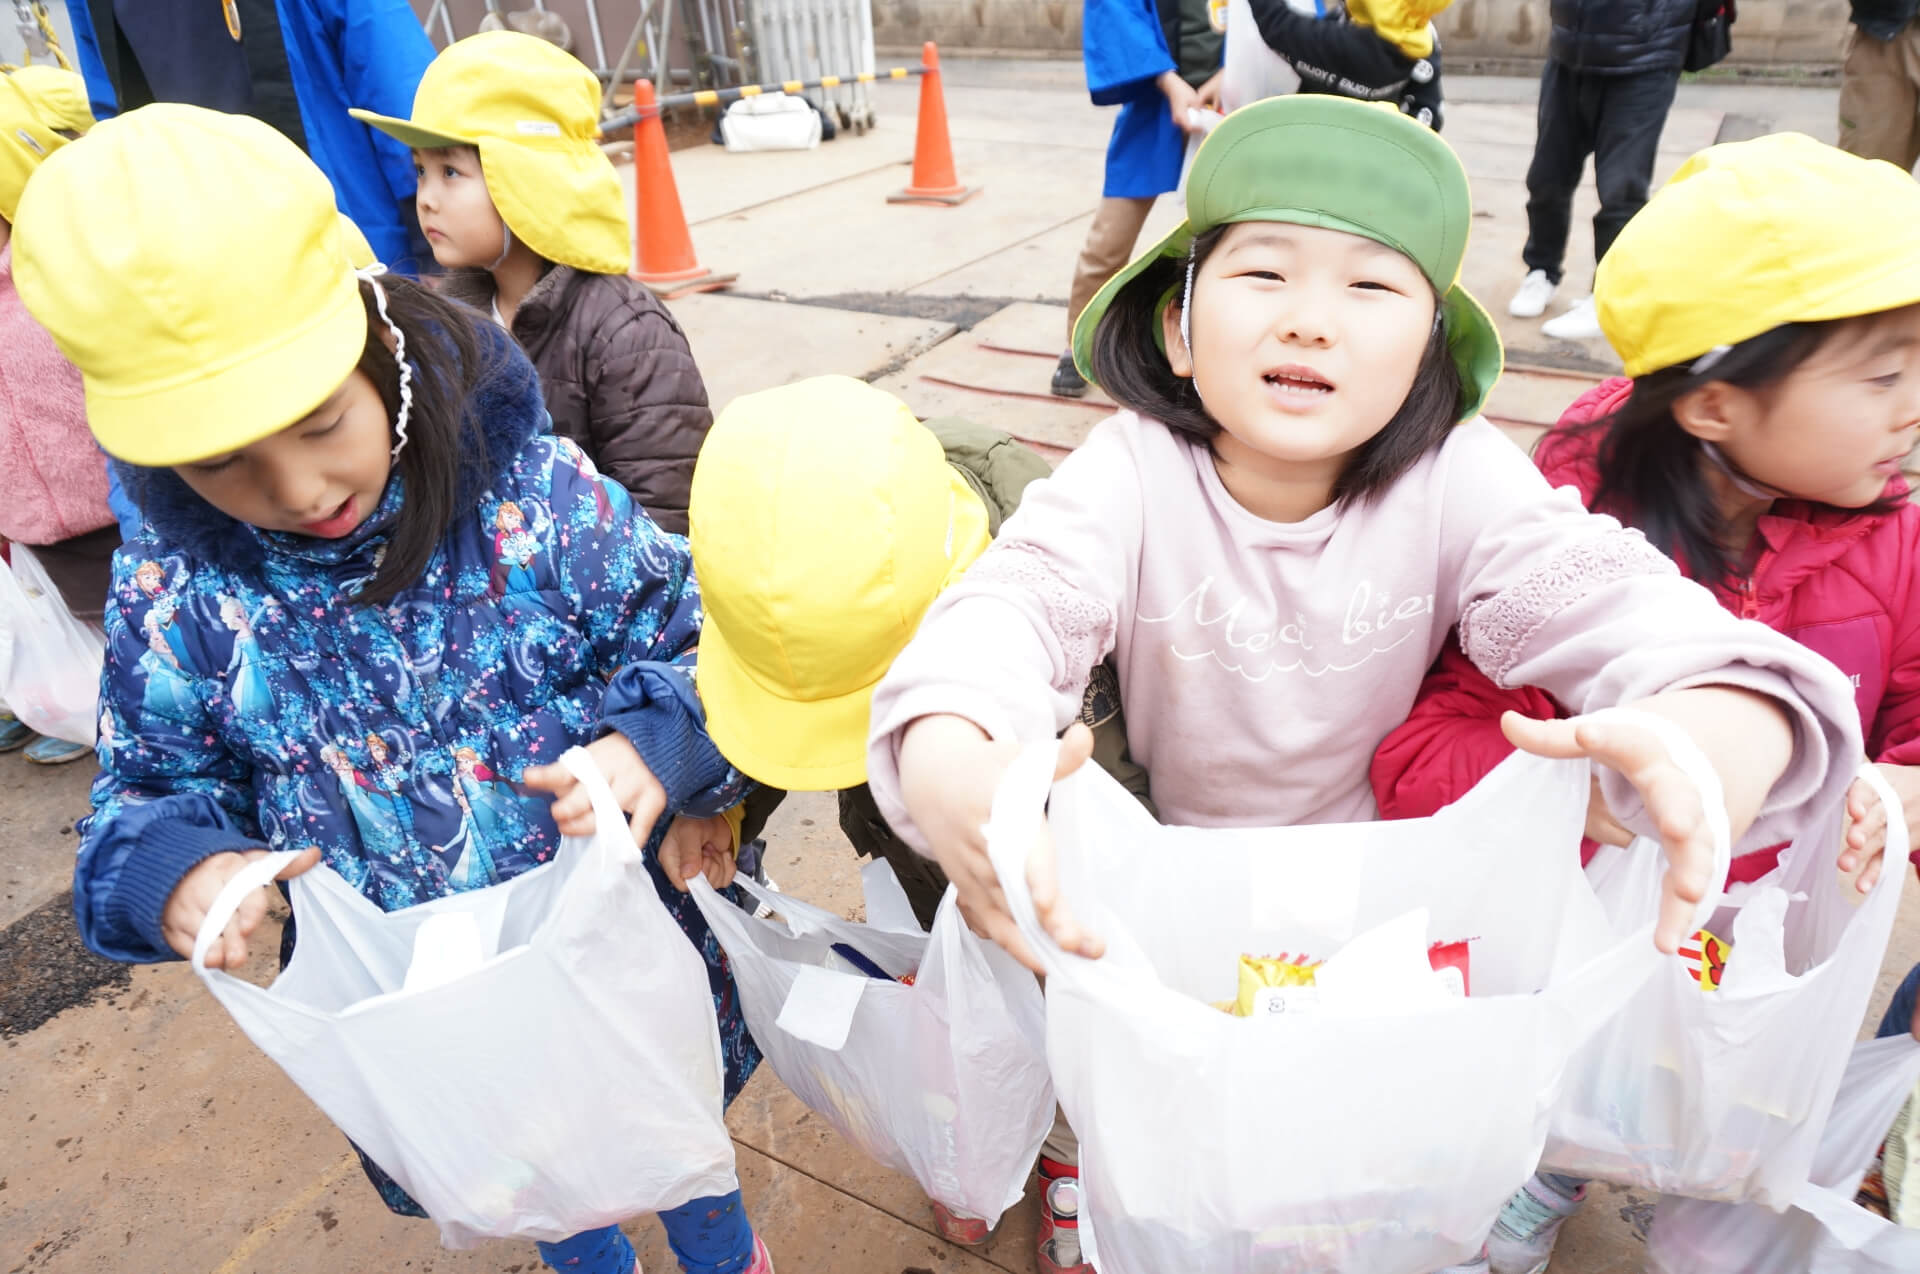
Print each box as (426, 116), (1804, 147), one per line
(191, 748), (739, 1247)
(690, 860), (1054, 1229)
(0, 545), (105, 745)
(1540, 763), (1908, 1204)
(1648, 1035), (1920, 1274)
(984, 724), (1699, 1274)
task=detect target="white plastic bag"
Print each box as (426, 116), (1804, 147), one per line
(985, 736), (1693, 1274)
(1648, 1035), (1920, 1274)
(0, 544), (104, 744)
(719, 92), (821, 152)
(689, 860), (1054, 1228)
(192, 747), (739, 1247)
(1541, 764), (1908, 1203)
(1221, 0), (1303, 112)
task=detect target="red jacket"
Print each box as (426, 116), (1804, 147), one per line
(1371, 378), (1920, 880)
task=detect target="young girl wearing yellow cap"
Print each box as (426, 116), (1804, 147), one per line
(865, 94), (1873, 1271)
(16, 104), (771, 1274)
(354, 31), (712, 536)
(0, 67), (112, 764)
(1373, 132), (1920, 1273)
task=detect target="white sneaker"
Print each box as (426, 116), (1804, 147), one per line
(1507, 270), (1556, 318)
(1542, 296), (1602, 342)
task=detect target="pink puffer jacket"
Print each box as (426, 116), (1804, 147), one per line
(0, 242), (112, 545)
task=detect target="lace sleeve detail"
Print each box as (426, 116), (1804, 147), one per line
(1460, 529), (1678, 686)
(963, 543), (1117, 695)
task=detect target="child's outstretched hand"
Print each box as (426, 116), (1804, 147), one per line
(658, 813), (738, 892)
(897, 715), (1097, 974)
(1503, 685), (1794, 955)
(523, 733), (666, 843)
(163, 846), (322, 965)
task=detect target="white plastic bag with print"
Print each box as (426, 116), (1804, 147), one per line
(1541, 763), (1907, 1204)
(191, 747), (739, 1247)
(0, 544), (104, 744)
(690, 860), (1053, 1228)
(981, 713), (1718, 1274)
(1648, 1035), (1920, 1274)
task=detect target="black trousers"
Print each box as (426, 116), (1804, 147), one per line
(1522, 59), (1682, 284)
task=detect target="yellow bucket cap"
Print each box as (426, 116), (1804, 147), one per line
(12, 103), (370, 466)
(689, 376), (992, 791)
(1597, 132), (1920, 378)
(0, 71), (76, 220)
(352, 30), (630, 275)
(7, 64), (95, 135)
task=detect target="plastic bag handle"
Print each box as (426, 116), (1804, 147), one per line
(553, 744), (638, 861)
(1583, 707), (1732, 934)
(981, 740), (1075, 977)
(1855, 761), (1911, 869)
(191, 848), (307, 974)
(190, 746), (627, 974)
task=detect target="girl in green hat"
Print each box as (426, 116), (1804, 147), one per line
(866, 94), (1874, 1268)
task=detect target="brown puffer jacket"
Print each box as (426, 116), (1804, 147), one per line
(442, 266), (711, 534)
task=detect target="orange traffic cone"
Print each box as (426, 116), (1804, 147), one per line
(889, 42), (978, 206)
(629, 79), (736, 298)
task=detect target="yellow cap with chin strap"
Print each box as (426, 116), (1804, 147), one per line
(352, 30), (629, 276)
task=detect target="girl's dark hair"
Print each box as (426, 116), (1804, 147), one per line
(1582, 319), (1906, 589)
(350, 274), (505, 604)
(1088, 224), (1465, 506)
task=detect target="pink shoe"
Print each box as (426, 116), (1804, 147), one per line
(743, 1234), (774, 1274)
(931, 1200), (996, 1245)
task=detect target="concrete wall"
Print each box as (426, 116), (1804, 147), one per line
(871, 0), (1852, 68)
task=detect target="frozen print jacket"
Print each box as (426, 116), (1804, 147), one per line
(73, 324), (761, 1097)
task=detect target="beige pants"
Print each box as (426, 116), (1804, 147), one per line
(1066, 196), (1158, 346)
(1042, 1105), (1080, 1167)
(1840, 24), (1920, 172)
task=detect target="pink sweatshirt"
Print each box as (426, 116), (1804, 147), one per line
(0, 242), (112, 546)
(867, 411), (1863, 851)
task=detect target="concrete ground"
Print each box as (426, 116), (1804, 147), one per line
(5, 60), (1918, 1274)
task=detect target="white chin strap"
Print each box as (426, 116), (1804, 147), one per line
(488, 223), (514, 272)
(1180, 244), (1197, 360)
(356, 264), (415, 462)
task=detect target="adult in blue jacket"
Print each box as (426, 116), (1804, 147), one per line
(63, 0), (434, 271)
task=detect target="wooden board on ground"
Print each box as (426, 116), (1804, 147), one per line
(872, 302), (1115, 458)
(1484, 363), (1607, 453)
(666, 292), (956, 413)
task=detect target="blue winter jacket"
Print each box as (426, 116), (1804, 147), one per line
(75, 324), (761, 1095)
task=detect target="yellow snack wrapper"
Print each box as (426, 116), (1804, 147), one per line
(1229, 954), (1321, 1017)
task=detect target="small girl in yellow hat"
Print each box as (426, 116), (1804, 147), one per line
(355, 30), (712, 536)
(16, 103), (772, 1274)
(0, 65), (111, 765)
(1376, 131), (1920, 1272)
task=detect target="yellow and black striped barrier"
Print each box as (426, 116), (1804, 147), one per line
(602, 63), (926, 132)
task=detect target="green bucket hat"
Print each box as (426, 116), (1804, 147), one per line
(1072, 95), (1503, 422)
